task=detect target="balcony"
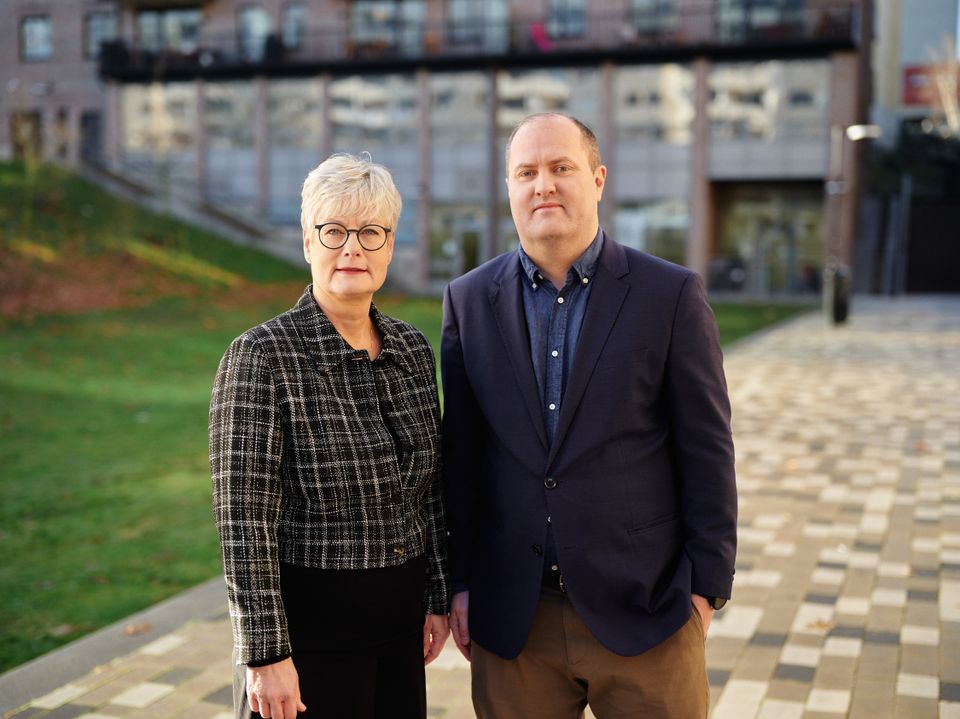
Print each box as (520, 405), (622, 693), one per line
(99, 4), (859, 81)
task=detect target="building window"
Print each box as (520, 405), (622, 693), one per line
(547, 0), (586, 39)
(238, 6), (273, 60)
(282, 3), (306, 49)
(85, 11), (118, 59)
(630, 0), (679, 34)
(448, 0), (507, 50)
(349, 1), (425, 55)
(137, 9), (202, 53)
(21, 15), (52, 62)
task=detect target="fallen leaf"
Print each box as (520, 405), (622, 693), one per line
(122, 622), (153, 636)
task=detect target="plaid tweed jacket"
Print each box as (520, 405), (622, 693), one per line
(210, 286), (449, 664)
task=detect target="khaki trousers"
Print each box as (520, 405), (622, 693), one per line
(471, 589), (708, 719)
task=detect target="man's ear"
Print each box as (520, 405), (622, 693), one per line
(303, 227), (311, 263)
(594, 165), (608, 201)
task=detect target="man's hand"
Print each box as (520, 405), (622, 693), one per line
(449, 590), (471, 661)
(691, 594), (714, 635)
(246, 657), (306, 719)
(423, 613), (450, 665)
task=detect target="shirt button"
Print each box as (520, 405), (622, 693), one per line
(532, 282), (538, 289)
(557, 296), (565, 304)
(544, 476), (557, 489)
(582, 276), (590, 284)
(531, 544), (543, 556)
(551, 350), (559, 358)
(548, 403), (556, 411)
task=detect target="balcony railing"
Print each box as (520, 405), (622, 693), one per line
(99, 4), (859, 80)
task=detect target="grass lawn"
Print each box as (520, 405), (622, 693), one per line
(0, 161), (811, 672)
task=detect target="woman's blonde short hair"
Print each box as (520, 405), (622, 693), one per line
(300, 152), (402, 234)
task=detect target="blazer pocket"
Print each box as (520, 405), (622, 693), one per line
(627, 511), (679, 536)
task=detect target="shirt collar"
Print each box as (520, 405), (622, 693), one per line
(517, 227), (604, 289)
(292, 286), (417, 374)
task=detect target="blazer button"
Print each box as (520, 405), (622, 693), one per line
(531, 544), (543, 556)
(393, 546), (405, 557)
(544, 476), (558, 489)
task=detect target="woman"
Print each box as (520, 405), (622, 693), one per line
(210, 153), (449, 719)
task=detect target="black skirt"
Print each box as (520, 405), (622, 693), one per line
(234, 556), (428, 719)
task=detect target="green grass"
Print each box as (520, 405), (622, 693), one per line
(0, 161), (812, 672)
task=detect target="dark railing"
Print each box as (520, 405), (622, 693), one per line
(99, 4), (858, 80)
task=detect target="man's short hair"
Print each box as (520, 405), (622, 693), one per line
(504, 113), (602, 172)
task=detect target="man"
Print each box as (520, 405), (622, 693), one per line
(440, 113), (737, 718)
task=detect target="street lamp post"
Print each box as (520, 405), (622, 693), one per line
(823, 123), (881, 325)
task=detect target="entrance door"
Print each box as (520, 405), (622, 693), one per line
(80, 111), (102, 163)
(10, 111), (43, 160)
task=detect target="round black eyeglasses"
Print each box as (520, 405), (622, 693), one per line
(315, 222), (391, 251)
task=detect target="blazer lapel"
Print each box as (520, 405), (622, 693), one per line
(547, 235), (630, 468)
(490, 259), (549, 451)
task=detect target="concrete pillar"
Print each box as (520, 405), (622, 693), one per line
(41, 107), (56, 162)
(687, 56), (711, 280)
(195, 79), (207, 200)
(599, 61), (615, 233)
(826, 52), (861, 270)
(254, 75), (268, 219)
(66, 106), (81, 167)
(104, 80), (121, 168)
(320, 73), (333, 159)
(483, 68), (499, 262)
(416, 67), (432, 291)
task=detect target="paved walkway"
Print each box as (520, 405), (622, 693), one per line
(2, 296), (959, 719)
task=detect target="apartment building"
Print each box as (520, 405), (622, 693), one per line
(1, 0), (872, 295)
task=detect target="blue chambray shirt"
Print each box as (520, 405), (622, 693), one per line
(518, 228), (604, 570)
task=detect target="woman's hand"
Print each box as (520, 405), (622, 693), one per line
(423, 613), (450, 665)
(246, 657), (306, 719)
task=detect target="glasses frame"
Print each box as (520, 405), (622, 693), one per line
(314, 222), (392, 251)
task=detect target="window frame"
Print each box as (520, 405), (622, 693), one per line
(20, 14), (53, 63)
(84, 10), (119, 60)
(281, 1), (307, 49)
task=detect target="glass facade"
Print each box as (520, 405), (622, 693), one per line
(612, 65), (691, 263)
(710, 183), (823, 295)
(429, 72), (489, 280)
(267, 79), (324, 224)
(330, 75), (419, 245)
(205, 82), (257, 206)
(106, 54), (842, 296)
(121, 82), (197, 190)
(709, 60), (829, 142)
(614, 201), (689, 265)
(709, 59), (830, 179)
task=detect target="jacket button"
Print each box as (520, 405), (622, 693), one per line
(544, 476), (557, 489)
(531, 544), (543, 556)
(393, 546), (405, 557)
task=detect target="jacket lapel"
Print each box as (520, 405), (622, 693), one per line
(490, 259), (549, 451)
(547, 235), (630, 468)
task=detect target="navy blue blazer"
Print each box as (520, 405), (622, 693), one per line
(440, 232), (737, 659)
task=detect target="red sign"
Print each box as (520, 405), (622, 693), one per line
(903, 64), (960, 106)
